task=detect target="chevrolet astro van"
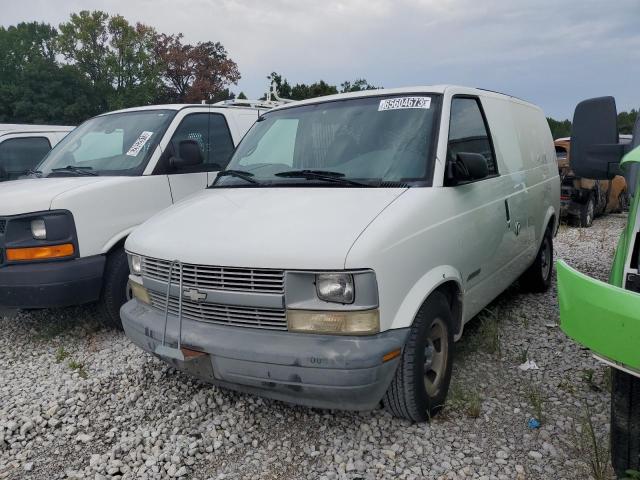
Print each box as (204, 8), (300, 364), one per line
(122, 86), (560, 420)
(0, 102), (270, 326)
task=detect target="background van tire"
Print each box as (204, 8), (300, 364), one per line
(96, 247), (130, 329)
(521, 226), (553, 293)
(611, 368), (640, 477)
(383, 291), (453, 422)
(579, 196), (595, 228)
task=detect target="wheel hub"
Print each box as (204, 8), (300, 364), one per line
(424, 317), (448, 397)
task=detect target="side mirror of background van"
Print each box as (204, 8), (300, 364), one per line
(446, 152), (488, 185)
(170, 139), (204, 170)
(571, 96), (626, 180)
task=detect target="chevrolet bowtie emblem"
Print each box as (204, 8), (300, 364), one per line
(183, 288), (207, 302)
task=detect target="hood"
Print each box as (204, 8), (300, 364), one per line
(127, 187), (407, 270)
(0, 177), (109, 215)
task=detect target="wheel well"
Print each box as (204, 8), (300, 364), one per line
(547, 214), (556, 236)
(433, 281), (463, 337)
(107, 237), (127, 256)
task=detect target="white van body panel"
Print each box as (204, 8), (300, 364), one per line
(49, 176), (173, 256)
(126, 187), (407, 270)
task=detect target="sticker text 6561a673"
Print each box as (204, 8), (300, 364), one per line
(378, 97), (431, 111)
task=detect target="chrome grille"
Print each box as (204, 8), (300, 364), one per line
(141, 257), (285, 294)
(148, 290), (287, 331)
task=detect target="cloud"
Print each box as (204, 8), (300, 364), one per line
(2, 0), (639, 117)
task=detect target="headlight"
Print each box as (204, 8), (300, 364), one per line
(287, 309), (379, 335)
(316, 273), (354, 304)
(30, 219), (46, 239)
(129, 254), (142, 274)
(129, 280), (150, 304)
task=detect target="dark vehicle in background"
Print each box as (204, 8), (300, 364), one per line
(555, 135), (631, 227)
(0, 124), (74, 181)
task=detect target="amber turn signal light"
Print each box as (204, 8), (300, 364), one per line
(6, 243), (74, 261)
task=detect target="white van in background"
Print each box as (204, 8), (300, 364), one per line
(122, 86), (560, 421)
(0, 101), (273, 325)
(0, 124), (74, 181)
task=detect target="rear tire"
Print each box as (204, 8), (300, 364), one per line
(579, 196), (595, 228)
(383, 291), (454, 422)
(611, 368), (640, 477)
(520, 226), (553, 293)
(96, 247), (130, 329)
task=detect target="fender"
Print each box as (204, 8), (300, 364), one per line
(390, 265), (464, 335)
(542, 206), (557, 241)
(101, 226), (137, 254)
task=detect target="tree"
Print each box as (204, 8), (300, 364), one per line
(340, 79), (380, 93)
(619, 109), (638, 135)
(155, 34), (240, 103)
(237, 91), (247, 99)
(547, 117), (572, 139)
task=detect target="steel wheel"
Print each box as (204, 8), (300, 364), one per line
(424, 317), (449, 397)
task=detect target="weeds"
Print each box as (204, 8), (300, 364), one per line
(54, 346), (70, 363)
(517, 347), (529, 364)
(572, 407), (611, 480)
(448, 384), (483, 418)
(581, 369), (601, 392)
(623, 470), (640, 480)
(478, 314), (501, 357)
(68, 359), (88, 379)
(525, 382), (545, 422)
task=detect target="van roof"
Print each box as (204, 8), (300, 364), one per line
(267, 85), (538, 112)
(0, 124), (75, 135)
(102, 103), (272, 117)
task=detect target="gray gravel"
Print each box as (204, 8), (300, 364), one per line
(0, 215), (625, 480)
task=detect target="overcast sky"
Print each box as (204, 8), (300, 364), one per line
(3, 0), (638, 118)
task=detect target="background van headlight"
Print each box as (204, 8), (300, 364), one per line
(30, 219), (46, 239)
(128, 254), (142, 274)
(316, 273), (354, 304)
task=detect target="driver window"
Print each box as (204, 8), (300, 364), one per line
(447, 98), (497, 176)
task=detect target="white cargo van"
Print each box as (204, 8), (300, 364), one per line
(122, 86), (560, 420)
(0, 102), (271, 325)
(0, 124), (74, 181)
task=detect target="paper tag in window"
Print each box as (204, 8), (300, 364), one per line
(378, 97), (431, 111)
(126, 131), (153, 157)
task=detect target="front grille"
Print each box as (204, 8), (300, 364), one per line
(148, 290), (288, 331)
(142, 257), (285, 294)
(0, 220), (6, 235)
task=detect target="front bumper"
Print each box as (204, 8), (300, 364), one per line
(121, 299), (408, 410)
(557, 260), (640, 370)
(0, 255), (105, 308)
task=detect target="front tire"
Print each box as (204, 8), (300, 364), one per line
(521, 226), (553, 292)
(611, 369), (640, 477)
(96, 247), (130, 329)
(383, 291), (454, 422)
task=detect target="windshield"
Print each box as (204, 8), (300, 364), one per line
(217, 94), (440, 187)
(39, 110), (175, 176)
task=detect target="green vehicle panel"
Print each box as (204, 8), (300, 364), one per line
(558, 146), (640, 369)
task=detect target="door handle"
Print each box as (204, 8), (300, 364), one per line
(504, 199), (511, 229)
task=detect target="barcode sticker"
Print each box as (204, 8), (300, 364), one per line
(126, 131), (154, 157)
(378, 97), (431, 111)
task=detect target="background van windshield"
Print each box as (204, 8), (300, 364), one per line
(39, 110), (175, 176)
(222, 95), (438, 186)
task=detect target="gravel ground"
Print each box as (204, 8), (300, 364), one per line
(0, 215), (626, 480)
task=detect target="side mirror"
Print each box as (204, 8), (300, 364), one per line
(170, 140), (203, 170)
(447, 152), (488, 185)
(571, 96), (625, 179)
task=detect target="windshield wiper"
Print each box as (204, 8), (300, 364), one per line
(24, 168), (42, 178)
(274, 169), (368, 187)
(210, 169), (260, 186)
(51, 165), (98, 176)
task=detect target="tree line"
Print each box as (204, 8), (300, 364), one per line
(0, 11), (637, 137)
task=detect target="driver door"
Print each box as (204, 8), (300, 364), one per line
(166, 113), (234, 202)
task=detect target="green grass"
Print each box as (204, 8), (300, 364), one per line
(55, 346), (70, 363)
(68, 359), (88, 379)
(447, 384), (483, 418)
(573, 408), (611, 480)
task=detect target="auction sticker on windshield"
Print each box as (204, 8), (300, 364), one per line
(126, 131), (154, 157)
(378, 97), (431, 111)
